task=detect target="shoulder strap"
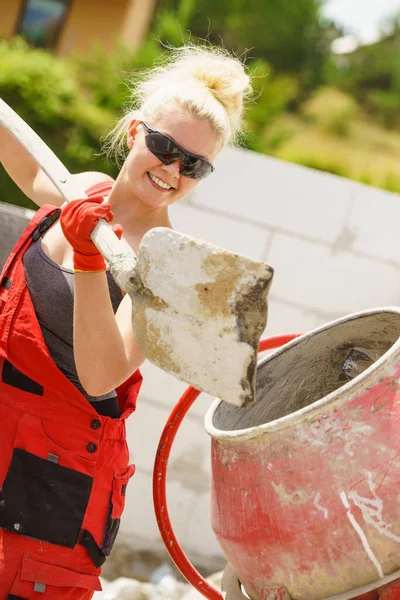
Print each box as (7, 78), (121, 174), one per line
(0, 204), (61, 306)
(1, 205), (60, 279)
(85, 181), (114, 198)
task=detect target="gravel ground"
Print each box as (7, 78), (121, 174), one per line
(94, 570), (223, 600)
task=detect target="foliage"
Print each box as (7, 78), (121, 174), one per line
(381, 171), (400, 193)
(329, 30), (400, 129)
(154, 0), (335, 90)
(152, 0), (196, 46)
(244, 60), (300, 151)
(270, 90), (400, 194)
(379, 10), (400, 38)
(0, 38), (78, 129)
(300, 87), (360, 136)
(70, 43), (136, 112)
(288, 154), (350, 178)
(365, 90), (400, 129)
(70, 37), (168, 113)
(0, 38), (117, 208)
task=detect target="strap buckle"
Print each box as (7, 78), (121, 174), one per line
(32, 209), (61, 242)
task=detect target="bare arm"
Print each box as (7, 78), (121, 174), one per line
(0, 124), (113, 207)
(73, 272), (145, 396)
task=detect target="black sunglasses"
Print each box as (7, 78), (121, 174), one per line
(141, 122), (214, 180)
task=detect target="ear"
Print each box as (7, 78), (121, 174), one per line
(127, 119), (141, 150)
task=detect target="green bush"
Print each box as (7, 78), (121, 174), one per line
(381, 171), (400, 193)
(71, 42), (142, 113)
(0, 38), (77, 127)
(153, 0), (195, 47)
(256, 119), (296, 152)
(276, 147), (350, 178)
(0, 38), (117, 208)
(244, 59), (300, 151)
(294, 156), (349, 178)
(300, 87), (360, 136)
(366, 90), (400, 129)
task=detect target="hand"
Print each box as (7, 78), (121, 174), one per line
(60, 195), (124, 272)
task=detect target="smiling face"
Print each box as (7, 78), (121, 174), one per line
(123, 105), (221, 210)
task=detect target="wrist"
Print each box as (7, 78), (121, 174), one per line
(73, 250), (106, 273)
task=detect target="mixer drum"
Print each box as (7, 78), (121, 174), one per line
(205, 308), (400, 600)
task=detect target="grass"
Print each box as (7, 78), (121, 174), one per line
(262, 88), (400, 194)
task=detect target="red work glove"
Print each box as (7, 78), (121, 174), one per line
(60, 195), (124, 272)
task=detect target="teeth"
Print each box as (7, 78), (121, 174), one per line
(149, 173), (172, 190)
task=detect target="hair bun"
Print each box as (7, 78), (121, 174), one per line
(168, 48), (252, 137)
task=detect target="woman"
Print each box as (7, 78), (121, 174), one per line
(0, 45), (251, 598)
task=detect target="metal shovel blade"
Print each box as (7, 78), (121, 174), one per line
(126, 228), (273, 406)
(0, 98), (273, 406)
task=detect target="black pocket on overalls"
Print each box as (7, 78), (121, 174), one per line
(2, 360), (43, 396)
(102, 464), (135, 556)
(0, 448), (93, 547)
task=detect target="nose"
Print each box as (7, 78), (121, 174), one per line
(161, 159), (181, 178)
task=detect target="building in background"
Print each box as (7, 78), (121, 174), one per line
(0, 0), (156, 55)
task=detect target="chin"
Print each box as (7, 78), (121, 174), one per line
(142, 192), (171, 209)
(131, 184), (166, 208)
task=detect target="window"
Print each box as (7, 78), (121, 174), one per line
(16, 0), (70, 49)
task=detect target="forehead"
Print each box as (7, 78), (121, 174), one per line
(149, 107), (221, 160)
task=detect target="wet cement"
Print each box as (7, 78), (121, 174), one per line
(213, 312), (400, 431)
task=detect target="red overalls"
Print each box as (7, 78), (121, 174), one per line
(0, 186), (142, 598)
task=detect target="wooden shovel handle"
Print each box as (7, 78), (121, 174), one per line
(0, 98), (135, 269)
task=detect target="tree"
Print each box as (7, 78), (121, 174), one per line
(153, 0), (334, 88)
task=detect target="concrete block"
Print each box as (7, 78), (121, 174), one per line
(121, 469), (225, 569)
(126, 401), (167, 472)
(166, 429), (212, 493)
(163, 477), (200, 533)
(265, 299), (323, 337)
(122, 469), (205, 557)
(193, 147), (352, 243)
(0, 202), (34, 267)
(266, 232), (400, 315)
(121, 469), (161, 541)
(123, 467), (200, 552)
(169, 203), (269, 261)
(138, 362), (214, 421)
(348, 183), (400, 264)
(138, 362), (188, 411)
(185, 491), (225, 558)
(127, 396), (212, 485)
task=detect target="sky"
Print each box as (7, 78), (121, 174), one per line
(323, 0), (400, 43)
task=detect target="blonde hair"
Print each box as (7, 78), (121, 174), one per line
(104, 45), (252, 164)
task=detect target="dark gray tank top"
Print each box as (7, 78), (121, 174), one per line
(23, 238), (123, 403)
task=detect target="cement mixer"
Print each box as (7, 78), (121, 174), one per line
(153, 307), (400, 600)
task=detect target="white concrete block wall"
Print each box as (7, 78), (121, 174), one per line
(169, 203), (270, 259)
(267, 232), (400, 316)
(194, 148), (353, 243)
(1, 146), (400, 573)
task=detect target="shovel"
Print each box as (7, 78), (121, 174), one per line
(0, 99), (273, 407)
